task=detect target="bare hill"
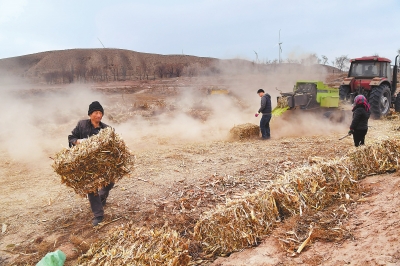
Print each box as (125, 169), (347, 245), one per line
(0, 48), (218, 83)
(0, 48), (344, 85)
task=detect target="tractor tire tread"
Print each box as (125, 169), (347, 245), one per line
(369, 85), (391, 119)
(395, 94), (400, 112)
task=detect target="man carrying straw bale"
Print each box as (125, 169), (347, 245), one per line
(68, 101), (114, 226)
(255, 89), (272, 140)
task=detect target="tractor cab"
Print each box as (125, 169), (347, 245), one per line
(339, 55), (399, 119)
(348, 58), (392, 80)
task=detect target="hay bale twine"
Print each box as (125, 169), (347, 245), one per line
(52, 127), (134, 196)
(229, 123), (260, 140)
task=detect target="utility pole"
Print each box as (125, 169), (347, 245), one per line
(278, 29), (283, 63)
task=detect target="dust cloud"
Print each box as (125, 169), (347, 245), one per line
(0, 75), (107, 164)
(0, 57), (350, 164)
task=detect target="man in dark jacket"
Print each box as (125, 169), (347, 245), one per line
(349, 95), (370, 147)
(68, 101), (114, 226)
(256, 89), (272, 140)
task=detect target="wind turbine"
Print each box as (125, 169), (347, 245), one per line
(253, 50), (259, 63)
(278, 29), (283, 63)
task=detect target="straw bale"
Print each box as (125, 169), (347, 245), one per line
(78, 223), (190, 266)
(229, 123), (260, 140)
(347, 139), (400, 178)
(193, 192), (279, 254)
(270, 160), (354, 215)
(52, 127), (133, 196)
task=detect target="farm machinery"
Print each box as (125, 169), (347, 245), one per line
(272, 80), (343, 120)
(339, 55), (399, 119)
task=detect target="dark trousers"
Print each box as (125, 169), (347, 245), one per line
(260, 114), (271, 139)
(88, 183), (114, 218)
(353, 129), (368, 147)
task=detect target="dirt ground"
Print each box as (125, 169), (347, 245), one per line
(1, 77), (400, 265)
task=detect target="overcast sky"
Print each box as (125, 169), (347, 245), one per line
(1, 0), (399, 63)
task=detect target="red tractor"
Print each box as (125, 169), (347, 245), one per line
(339, 55), (399, 119)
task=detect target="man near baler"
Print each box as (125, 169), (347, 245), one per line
(256, 89), (272, 140)
(68, 101), (114, 226)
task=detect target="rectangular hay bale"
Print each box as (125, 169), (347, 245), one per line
(229, 123), (260, 140)
(52, 127), (133, 196)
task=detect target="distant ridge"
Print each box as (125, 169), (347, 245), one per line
(0, 48), (217, 83)
(0, 48), (342, 84)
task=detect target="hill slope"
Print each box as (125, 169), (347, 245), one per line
(0, 48), (217, 83)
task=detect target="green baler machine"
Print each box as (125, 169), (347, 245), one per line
(272, 81), (339, 116)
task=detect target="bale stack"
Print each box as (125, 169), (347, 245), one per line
(78, 223), (191, 266)
(52, 127), (133, 196)
(229, 123), (260, 140)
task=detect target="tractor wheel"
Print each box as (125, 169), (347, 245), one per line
(369, 84), (391, 119)
(339, 85), (350, 101)
(395, 94), (400, 112)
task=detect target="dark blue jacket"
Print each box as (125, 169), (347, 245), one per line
(68, 119), (109, 147)
(350, 105), (370, 131)
(258, 93), (272, 114)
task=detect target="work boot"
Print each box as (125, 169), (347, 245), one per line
(92, 216), (104, 226)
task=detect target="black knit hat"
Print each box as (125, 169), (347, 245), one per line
(88, 101), (104, 115)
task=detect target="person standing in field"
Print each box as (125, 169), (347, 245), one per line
(255, 89), (272, 140)
(68, 101), (114, 226)
(348, 95), (370, 147)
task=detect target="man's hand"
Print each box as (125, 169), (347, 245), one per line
(255, 113), (259, 117)
(348, 129), (354, 135)
(76, 139), (87, 144)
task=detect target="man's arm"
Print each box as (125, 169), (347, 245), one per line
(68, 122), (81, 147)
(258, 97), (266, 113)
(265, 95), (272, 113)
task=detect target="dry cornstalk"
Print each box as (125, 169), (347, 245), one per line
(52, 127), (134, 196)
(78, 223), (190, 266)
(229, 123), (260, 140)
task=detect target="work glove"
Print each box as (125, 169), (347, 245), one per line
(77, 139), (87, 144)
(348, 129), (354, 135)
(255, 113), (259, 117)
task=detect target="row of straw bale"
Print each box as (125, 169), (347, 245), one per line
(78, 223), (190, 266)
(52, 127), (133, 196)
(193, 139), (400, 255)
(78, 139), (400, 265)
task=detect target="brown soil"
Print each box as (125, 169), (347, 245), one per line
(1, 77), (400, 265)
